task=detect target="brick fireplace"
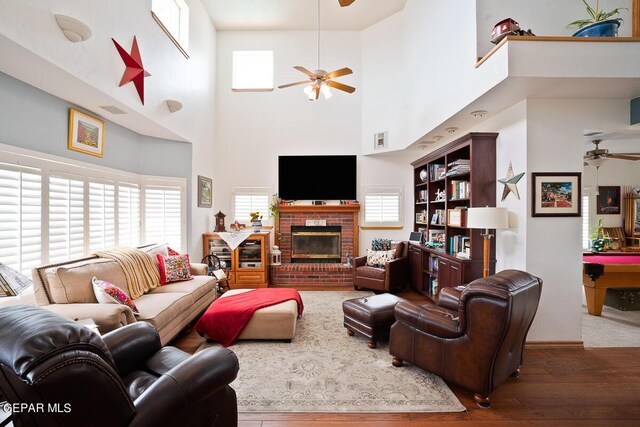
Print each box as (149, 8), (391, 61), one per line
(271, 204), (360, 286)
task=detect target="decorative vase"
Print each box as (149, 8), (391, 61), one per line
(591, 239), (605, 254)
(572, 19), (621, 37)
(252, 220), (262, 232)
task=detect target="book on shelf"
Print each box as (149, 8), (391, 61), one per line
(449, 235), (470, 255)
(447, 159), (470, 167)
(449, 180), (470, 199)
(429, 164), (446, 181)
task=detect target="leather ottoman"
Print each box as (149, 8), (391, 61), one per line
(342, 293), (402, 349)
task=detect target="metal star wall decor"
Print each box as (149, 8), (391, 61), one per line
(112, 36), (151, 104)
(498, 162), (524, 201)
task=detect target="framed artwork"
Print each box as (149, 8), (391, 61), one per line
(447, 208), (466, 227)
(596, 186), (620, 215)
(634, 198), (640, 236)
(531, 172), (581, 217)
(198, 175), (213, 208)
(68, 108), (105, 157)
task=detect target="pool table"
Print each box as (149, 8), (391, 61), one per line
(583, 253), (640, 316)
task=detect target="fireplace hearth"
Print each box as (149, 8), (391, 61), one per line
(291, 226), (341, 263)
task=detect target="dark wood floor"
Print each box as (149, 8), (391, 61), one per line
(172, 287), (640, 426)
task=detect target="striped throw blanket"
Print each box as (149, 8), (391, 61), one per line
(92, 247), (160, 299)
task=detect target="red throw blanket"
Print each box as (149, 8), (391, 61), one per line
(194, 288), (304, 347)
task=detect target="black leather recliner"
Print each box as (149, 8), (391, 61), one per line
(0, 305), (239, 427)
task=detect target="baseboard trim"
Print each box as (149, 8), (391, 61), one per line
(526, 341), (584, 349)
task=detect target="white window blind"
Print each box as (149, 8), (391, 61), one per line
(582, 194), (590, 250)
(232, 51), (274, 91)
(145, 186), (182, 251)
(88, 181), (115, 251)
(0, 166), (41, 275)
(364, 187), (402, 226)
(118, 184), (141, 247)
(49, 175), (85, 263)
(233, 189), (270, 222)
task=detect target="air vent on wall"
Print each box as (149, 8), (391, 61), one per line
(374, 131), (388, 149)
(100, 105), (127, 114)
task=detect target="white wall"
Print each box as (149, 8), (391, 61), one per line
(476, 0), (633, 57)
(0, 0), (218, 258)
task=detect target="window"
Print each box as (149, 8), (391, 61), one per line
(363, 187), (403, 227)
(118, 184), (141, 247)
(151, 0), (189, 58)
(232, 187), (270, 223)
(232, 51), (274, 91)
(0, 144), (187, 270)
(49, 174), (85, 263)
(144, 185), (183, 251)
(0, 165), (41, 275)
(582, 194), (590, 250)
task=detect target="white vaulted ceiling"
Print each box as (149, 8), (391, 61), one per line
(202, 0), (407, 31)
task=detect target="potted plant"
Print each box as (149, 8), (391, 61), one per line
(567, 0), (627, 37)
(249, 211), (263, 232)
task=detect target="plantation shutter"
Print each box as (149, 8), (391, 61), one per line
(364, 187), (402, 226)
(144, 186), (182, 251)
(118, 184), (141, 247)
(233, 189), (269, 223)
(49, 175), (85, 263)
(0, 166), (42, 275)
(89, 180), (115, 251)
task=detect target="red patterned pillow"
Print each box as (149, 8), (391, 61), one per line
(92, 277), (140, 315)
(167, 247), (180, 256)
(156, 253), (193, 284)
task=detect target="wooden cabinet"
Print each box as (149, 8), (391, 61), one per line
(409, 245), (423, 292)
(202, 232), (270, 288)
(409, 132), (497, 296)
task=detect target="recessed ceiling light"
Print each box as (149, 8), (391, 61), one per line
(470, 110), (488, 118)
(445, 127), (458, 134)
(100, 105), (127, 114)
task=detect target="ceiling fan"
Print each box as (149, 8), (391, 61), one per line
(584, 139), (640, 166)
(278, 0), (356, 100)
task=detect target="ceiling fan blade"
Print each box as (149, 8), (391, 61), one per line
(325, 80), (356, 93)
(606, 154), (640, 161)
(325, 67), (353, 79)
(294, 66), (316, 78)
(338, 0), (356, 7)
(278, 80), (311, 89)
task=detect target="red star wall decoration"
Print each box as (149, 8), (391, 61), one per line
(112, 36), (150, 104)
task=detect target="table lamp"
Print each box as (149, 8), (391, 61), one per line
(466, 207), (509, 277)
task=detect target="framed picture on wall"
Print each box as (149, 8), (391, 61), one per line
(596, 186), (620, 215)
(198, 175), (213, 208)
(531, 172), (581, 217)
(67, 108), (105, 158)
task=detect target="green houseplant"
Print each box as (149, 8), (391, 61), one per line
(567, 0), (627, 37)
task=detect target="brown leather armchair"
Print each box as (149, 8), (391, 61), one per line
(353, 241), (409, 292)
(0, 305), (239, 427)
(389, 270), (542, 408)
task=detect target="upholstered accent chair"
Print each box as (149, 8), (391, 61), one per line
(353, 241), (409, 292)
(389, 270), (542, 408)
(0, 305), (239, 427)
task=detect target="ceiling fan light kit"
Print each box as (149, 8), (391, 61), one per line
(278, 0), (356, 100)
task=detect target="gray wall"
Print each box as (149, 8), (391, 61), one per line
(0, 71), (193, 247)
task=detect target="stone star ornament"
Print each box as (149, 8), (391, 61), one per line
(498, 162), (525, 201)
(112, 36), (151, 104)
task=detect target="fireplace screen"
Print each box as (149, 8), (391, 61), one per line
(291, 227), (341, 263)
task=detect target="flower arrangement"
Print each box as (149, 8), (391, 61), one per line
(567, 0), (627, 29)
(249, 211), (263, 222)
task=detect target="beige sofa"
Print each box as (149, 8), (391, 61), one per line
(31, 245), (217, 345)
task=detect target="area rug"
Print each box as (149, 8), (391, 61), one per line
(197, 291), (466, 413)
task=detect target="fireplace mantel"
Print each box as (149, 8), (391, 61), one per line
(278, 204), (360, 213)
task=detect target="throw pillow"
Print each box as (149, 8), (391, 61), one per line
(371, 238), (392, 251)
(167, 246), (180, 256)
(156, 253), (193, 284)
(365, 249), (396, 268)
(92, 277), (140, 315)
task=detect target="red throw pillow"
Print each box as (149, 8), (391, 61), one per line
(156, 253), (193, 284)
(167, 247), (180, 256)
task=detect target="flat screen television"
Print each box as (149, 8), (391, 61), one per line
(278, 155), (357, 200)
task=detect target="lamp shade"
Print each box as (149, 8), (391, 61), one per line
(466, 207), (509, 230)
